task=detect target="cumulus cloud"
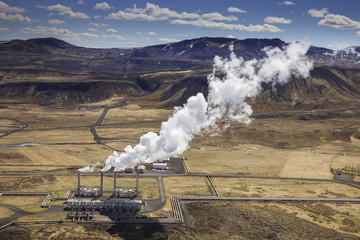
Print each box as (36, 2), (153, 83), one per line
(0, 1), (33, 22)
(48, 19), (65, 25)
(318, 14), (360, 29)
(77, 0), (84, 5)
(38, 4), (90, 19)
(103, 34), (126, 40)
(20, 26), (99, 39)
(107, 3), (200, 21)
(227, 7), (247, 13)
(88, 28), (96, 32)
(94, 2), (113, 11)
(201, 12), (238, 22)
(308, 8), (328, 18)
(159, 38), (180, 42)
(0, 27), (10, 31)
(0, 1), (25, 13)
(90, 22), (109, 27)
(148, 31), (157, 35)
(0, 12), (32, 22)
(59, 10), (90, 19)
(106, 28), (117, 32)
(279, 1), (295, 5)
(37, 4), (71, 12)
(171, 19), (282, 32)
(264, 16), (292, 24)
(107, 10), (157, 21)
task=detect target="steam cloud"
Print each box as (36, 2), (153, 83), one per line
(79, 161), (100, 172)
(101, 42), (313, 171)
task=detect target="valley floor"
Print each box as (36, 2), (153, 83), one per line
(0, 97), (360, 239)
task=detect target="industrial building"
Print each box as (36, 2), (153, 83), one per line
(137, 165), (145, 174)
(152, 162), (167, 170)
(69, 171), (143, 221)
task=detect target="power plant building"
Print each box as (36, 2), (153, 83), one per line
(152, 162), (167, 170)
(69, 172), (143, 220)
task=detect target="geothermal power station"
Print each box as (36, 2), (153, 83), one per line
(66, 171), (143, 221)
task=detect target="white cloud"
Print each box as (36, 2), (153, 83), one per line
(0, 1), (25, 13)
(59, 10), (90, 19)
(171, 19), (282, 32)
(90, 22), (109, 27)
(358, 31), (360, 37)
(107, 3), (200, 21)
(279, 1), (295, 5)
(308, 8), (328, 18)
(107, 10), (157, 21)
(318, 14), (360, 29)
(20, 26), (99, 39)
(136, 31), (142, 34)
(103, 34), (126, 40)
(0, 12), (32, 22)
(77, 0), (84, 5)
(81, 32), (99, 38)
(159, 38), (180, 43)
(37, 4), (90, 19)
(39, 4), (71, 12)
(227, 7), (246, 14)
(94, 15), (101, 19)
(106, 28), (117, 32)
(48, 19), (65, 25)
(94, 2), (113, 11)
(226, 35), (235, 38)
(201, 12), (238, 22)
(264, 16), (292, 24)
(0, 27), (10, 31)
(88, 28), (96, 32)
(148, 31), (157, 35)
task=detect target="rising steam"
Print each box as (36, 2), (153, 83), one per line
(101, 42), (313, 171)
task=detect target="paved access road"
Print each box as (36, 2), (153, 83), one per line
(176, 196), (360, 202)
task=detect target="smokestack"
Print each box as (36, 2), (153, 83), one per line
(113, 172), (117, 197)
(76, 171), (81, 196)
(136, 172), (139, 195)
(99, 171), (104, 196)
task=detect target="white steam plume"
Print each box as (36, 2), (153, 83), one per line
(78, 161), (100, 172)
(101, 42), (313, 171)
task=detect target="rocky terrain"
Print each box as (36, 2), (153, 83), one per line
(0, 37), (359, 107)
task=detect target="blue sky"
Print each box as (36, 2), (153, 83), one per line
(0, 0), (359, 49)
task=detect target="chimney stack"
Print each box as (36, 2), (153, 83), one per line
(136, 172), (139, 196)
(76, 171), (81, 196)
(113, 172), (117, 197)
(99, 171), (104, 196)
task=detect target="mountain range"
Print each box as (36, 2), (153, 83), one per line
(0, 37), (359, 108)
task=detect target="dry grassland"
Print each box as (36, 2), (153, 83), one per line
(163, 176), (213, 197)
(0, 144), (112, 172)
(15, 213), (68, 222)
(273, 202), (360, 237)
(101, 104), (171, 125)
(0, 206), (15, 219)
(96, 126), (160, 142)
(0, 105), (102, 129)
(0, 196), (46, 212)
(185, 142), (360, 179)
(212, 177), (360, 198)
(163, 176), (213, 210)
(0, 128), (94, 145)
